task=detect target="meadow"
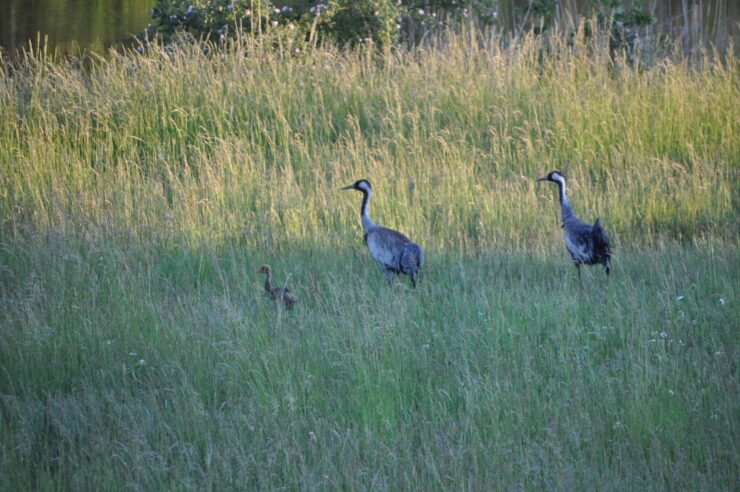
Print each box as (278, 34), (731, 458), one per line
(0, 28), (738, 489)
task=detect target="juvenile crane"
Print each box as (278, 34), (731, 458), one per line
(257, 265), (296, 310)
(341, 179), (424, 287)
(536, 171), (611, 277)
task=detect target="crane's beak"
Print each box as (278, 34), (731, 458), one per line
(536, 177), (547, 182)
(340, 184), (354, 190)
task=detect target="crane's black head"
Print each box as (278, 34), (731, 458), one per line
(341, 179), (372, 193)
(536, 171), (565, 184)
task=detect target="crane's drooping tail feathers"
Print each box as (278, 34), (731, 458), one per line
(592, 218), (609, 253)
(400, 242), (424, 285)
(591, 218), (612, 275)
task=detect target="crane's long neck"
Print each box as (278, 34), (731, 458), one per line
(360, 189), (376, 231)
(263, 271), (273, 292)
(556, 179), (576, 224)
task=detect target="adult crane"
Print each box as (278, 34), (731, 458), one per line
(536, 171), (611, 277)
(341, 179), (424, 287)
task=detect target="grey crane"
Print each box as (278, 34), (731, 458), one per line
(341, 179), (424, 287)
(536, 171), (611, 277)
(258, 265), (297, 310)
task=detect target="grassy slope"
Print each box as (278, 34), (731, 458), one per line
(0, 31), (738, 489)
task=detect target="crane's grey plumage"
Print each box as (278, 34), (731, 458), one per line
(536, 171), (611, 277)
(341, 179), (424, 287)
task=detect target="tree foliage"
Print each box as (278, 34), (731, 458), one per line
(140, 1), (502, 49)
(140, 1), (653, 52)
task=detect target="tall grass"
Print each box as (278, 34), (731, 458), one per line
(0, 28), (737, 489)
(1, 29), (737, 250)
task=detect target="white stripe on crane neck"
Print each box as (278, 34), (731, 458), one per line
(553, 175), (569, 206)
(360, 189), (376, 231)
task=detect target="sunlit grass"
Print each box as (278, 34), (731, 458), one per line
(1, 30), (737, 250)
(0, 28), (737, 489)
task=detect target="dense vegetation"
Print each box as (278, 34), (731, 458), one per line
(0, 26), (737, 489)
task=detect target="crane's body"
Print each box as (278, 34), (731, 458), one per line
(537, 171), (611, 276)
(342, 179), (423, 287)
(258, 265), (296, 310)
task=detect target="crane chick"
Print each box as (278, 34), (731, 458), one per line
(257, 265), (296, 310)
(341, 179), (424, 287)
(536, 171), (611, 277)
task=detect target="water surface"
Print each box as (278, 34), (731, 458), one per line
(1, 0), (154, 57)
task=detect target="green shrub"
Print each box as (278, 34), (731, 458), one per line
(142, 0), (275, 45)
(312, 0), (402, 50)
(594, 0), (654, 56)
(139, 0), (504, 50)
(140, 0), (402, 49)
(140, 0), (655, 55)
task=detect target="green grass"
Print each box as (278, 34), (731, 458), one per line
(0, 29), (738, 489)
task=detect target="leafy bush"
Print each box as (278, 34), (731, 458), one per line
(142, 0), (275, 44)
(140, 1), (652, 55)
(140, 0), (503, 50)
(594, 0), (654, 55)
(312, 1), (402, 50)
(140, 0), (402, 49)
